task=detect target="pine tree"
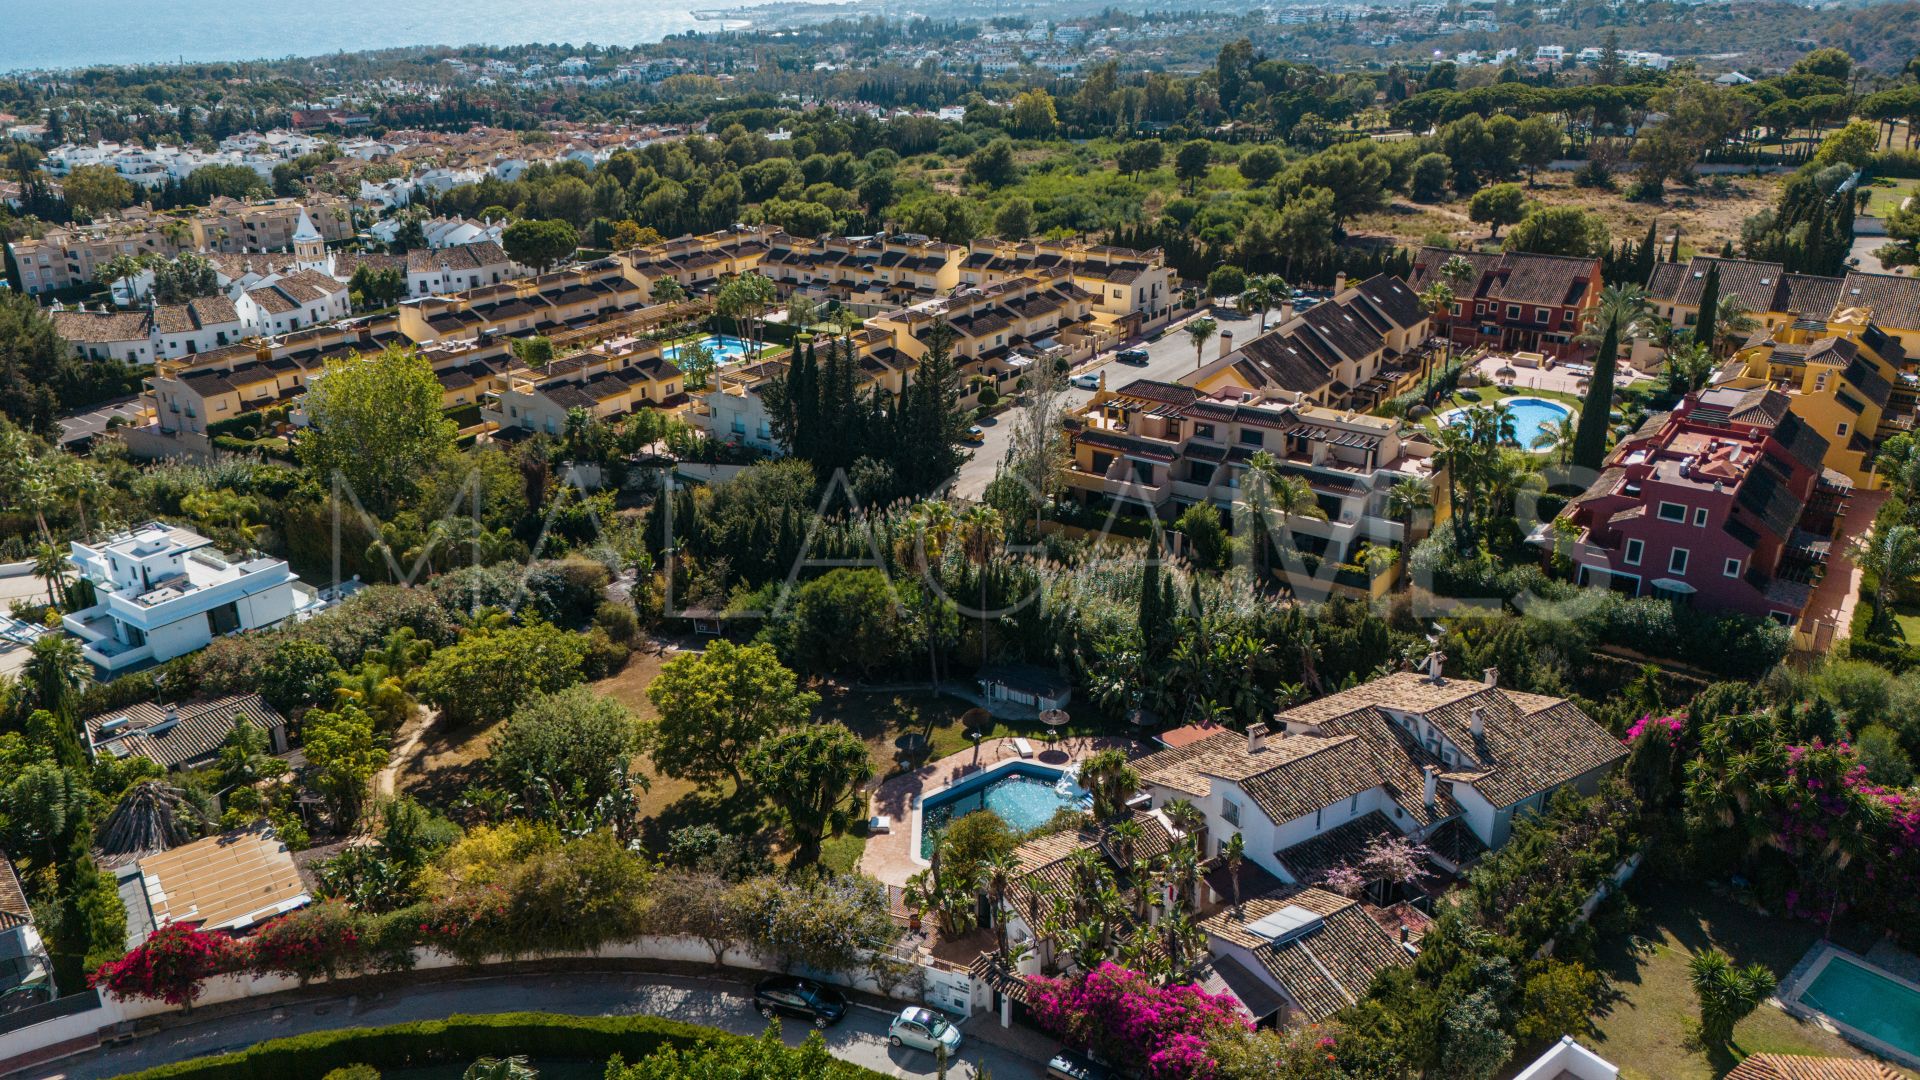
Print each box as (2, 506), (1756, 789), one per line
(1572, 319), (1618, 470)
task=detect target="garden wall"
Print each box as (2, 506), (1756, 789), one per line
(0, 935), (953, 1078)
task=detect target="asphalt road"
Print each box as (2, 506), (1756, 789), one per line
(41, 972), (1044, 1080)
(950, 307), (1255, 499)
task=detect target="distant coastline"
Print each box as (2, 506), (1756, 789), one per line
(4, 0), (876, 74)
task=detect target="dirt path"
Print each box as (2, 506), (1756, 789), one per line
(375, 705), (438, 800)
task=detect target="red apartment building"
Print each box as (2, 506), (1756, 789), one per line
(1408, 248), (1603, 359)
(1555, 385), (1848, 623)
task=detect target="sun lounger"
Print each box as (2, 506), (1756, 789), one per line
(1013, 738), (1035, 758)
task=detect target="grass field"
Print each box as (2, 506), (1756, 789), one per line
(1864, 176), (1920, 217)
(1589, 882), (1906, 1079)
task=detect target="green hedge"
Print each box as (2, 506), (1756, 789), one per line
(117, 1011), (887, 1080)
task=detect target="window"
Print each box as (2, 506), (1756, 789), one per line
(1669, 547), (1689, 575)
(1657, 502), (1687, 523)
(1450, 302), (1462, 317)
(1536, 307), (1550, 323)
(1221, 797), (1241, 826)
(1239, 429), (1264, 447)
(1724, 557), (1742, 578)
(1624, 538), (1643, 565)
(1838, 422), (1850, 437)
(1693, 507), (1708, 527)
(1506, 304), (1520, 319)
(1194, 423), (1216, 440)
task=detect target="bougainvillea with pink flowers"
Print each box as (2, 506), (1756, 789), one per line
(1625, 714), (1687, 808)
(1028, 962), (1252, 1079)
(1774, 738), (1920, 923)
(90, 923), (245, 1005)
(248, 901), (368, 983)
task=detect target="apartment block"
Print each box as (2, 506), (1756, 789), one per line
(1556, 389), (1848, 623)
(1064, 377), (1441, 592)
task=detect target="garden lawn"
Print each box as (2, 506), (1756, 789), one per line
(1588, 882), (1908, 1079)
(1864, 176), (1920, 217)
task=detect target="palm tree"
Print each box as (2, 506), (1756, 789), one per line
(1162, 798), (1206, 843)
(1712, 293), (1760, 356)
(975, 848), (1020, 952)
(1663, 342), (1718, 397)
(98, 780), (205, 857)
(648, 276), (685, 305)
(1351, 542), (1400, 580)
(1857, 523), (1920, 639)
(1532, 412), (1579, 466)
(958, 504), (1004, 664)
(1439, 254), (1477, 295)
(1576, 283), (1653, 348)
(96, 254), (151, 303)
(25, 634), (87, 714)
(1688, 949), (1775, 1048)
(1221, 831), (1246, 914)
(1237, 450), (1326, 582)
(1079, 750), (1140, 821)
(32, 544), (70, 608)
(1386, 476), (1433, 529)
(1241, 274), (1287, 332)
(53, 456), (104, 538)
(1186, 317), (1218, 370)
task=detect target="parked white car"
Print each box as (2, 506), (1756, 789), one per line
(887, 1006), (963, 1056)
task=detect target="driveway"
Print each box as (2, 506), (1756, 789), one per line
(950, 308), (1236, 499)
(40, 972), (1045, 1080)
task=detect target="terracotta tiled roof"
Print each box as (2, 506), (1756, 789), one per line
(1724, 1054), (1905, 1080)
(1275, 810), (1400, 882)
(1200, 886), (1410, 1022)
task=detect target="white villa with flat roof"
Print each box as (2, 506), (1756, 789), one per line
(62, 522), (320, 673)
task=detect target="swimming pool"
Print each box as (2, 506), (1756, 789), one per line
(918, 762), (1089, 859)
(664, 334), (760, 365)
(1439, 396), (1573, 451)
(1797, 953), (1920, 1060)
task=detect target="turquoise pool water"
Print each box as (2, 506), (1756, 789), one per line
(1800, 955), (1920, 1057)
(1440, 396), (1573, 451)
(665, 334), (759, 365)
(919, 764), (1088, 858)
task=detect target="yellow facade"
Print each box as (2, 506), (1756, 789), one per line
(1726, 315), (1908, 489)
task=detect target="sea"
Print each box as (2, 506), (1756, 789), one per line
(2, 0), (737, 73)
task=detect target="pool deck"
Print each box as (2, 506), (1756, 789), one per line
(1775, 940), (1920, 1071)
(857, 734), (1140, 889)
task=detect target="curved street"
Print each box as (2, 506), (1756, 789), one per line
(40, 972), (1049, 1080)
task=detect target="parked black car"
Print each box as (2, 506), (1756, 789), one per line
(752, 976), (848, 1028)
(1116, 348), (1150, 365)
(1045, 1049), (1118, 1080)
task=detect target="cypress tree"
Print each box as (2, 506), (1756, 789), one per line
(1636, 221), (1658, 283)
(1572, 318), (1618, 470)
(1692, 263), (1720, 351)
(1669, 231), (1681, 264)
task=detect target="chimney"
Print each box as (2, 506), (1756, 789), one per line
(1424, 649), (1446, 684)
(1423, 765), (1439, 809)
(1334, 271), (1348, 294)
(1219, 329), (1233, 359)
(1247, 722), (1270, 754)
(1400, 924), (1410, 944)
(1482, 666), (1498, 688)
(164, 704), (179, 723)
(1279, 299), (1296, 324)
(1470, 707), (1485, 740)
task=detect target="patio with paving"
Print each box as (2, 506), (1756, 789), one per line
(857, 734), (1141, 891)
